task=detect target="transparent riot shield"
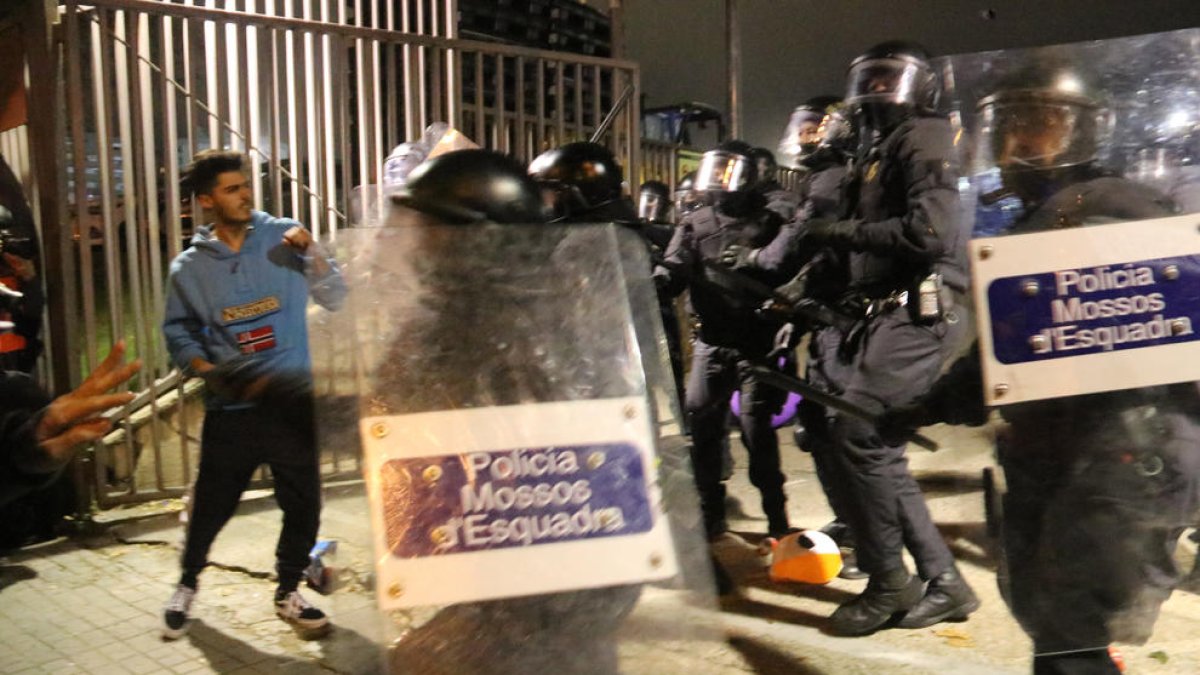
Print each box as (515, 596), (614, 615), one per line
(308, 214), (719, 674)
(937, 28), (1200, 672)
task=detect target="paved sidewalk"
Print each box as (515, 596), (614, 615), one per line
(3, 423), (1200, 673)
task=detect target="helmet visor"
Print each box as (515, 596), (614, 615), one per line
(979, 100), (1098, 171)
(778, 109), (824, 163)
(694, 151), (754, 192)
(846, 58), (933, 107)
(638, 191), (668, 222)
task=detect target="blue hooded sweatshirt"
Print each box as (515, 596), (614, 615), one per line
(163, 211), (346, 410)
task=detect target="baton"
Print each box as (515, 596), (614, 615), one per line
(695, 259), (857, 333)
(749, 365), (940, 452)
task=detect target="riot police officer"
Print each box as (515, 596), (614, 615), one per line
(726, 100), (866, 577)
(790, 42), (978, 636)
(654, 140), (793, 540)
(673, 171), (706, 219)
(638, 180), (672, 225)
(379, 149), (647, 675)
(749, 147), (802, 222)
(778, 97), (838, 170)
(972, 61), (1197, 674)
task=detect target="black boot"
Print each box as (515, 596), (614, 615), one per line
(767, 511), (793, 538)
(897, 567), (980, 628)
(829, 568), (924, 636)
(837, 548), (869, 580)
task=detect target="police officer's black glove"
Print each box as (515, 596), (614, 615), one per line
(775, 274), (808, 306)
(876, 403), (930, 441)
(719, 244), (759, 270)
(803, 219), (860, 248)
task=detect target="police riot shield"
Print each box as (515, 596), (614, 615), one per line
(307, 211), (719, 674)
(938, 28), (1200, 671)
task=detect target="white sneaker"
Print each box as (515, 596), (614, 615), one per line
(162, 584), (196, 640)
(275, 589), (330, 634)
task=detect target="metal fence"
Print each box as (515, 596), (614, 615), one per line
(52, 0), (640, 509)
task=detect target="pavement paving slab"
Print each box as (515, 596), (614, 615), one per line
(3, 422), (1200, 673)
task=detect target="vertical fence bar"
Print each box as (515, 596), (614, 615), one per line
(495, 55), (506, 153)
(535, 58), (545, 153)
(555, 60), (565, 146)
(572, 62), (583, 141)
(515, 56), (526, 161)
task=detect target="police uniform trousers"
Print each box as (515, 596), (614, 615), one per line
(998, 393), (1200, 658)
(796, 325), (857, 531)
(686, 338), (789, 536)
(821, 306), (960, 579)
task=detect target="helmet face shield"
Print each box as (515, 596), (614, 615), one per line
(978, 97), (1101, 172)
(694, 151), (755, 192)
(778, 108), (824, 163)
(846, 57), (936, 109)
(638, 190), (669, 222)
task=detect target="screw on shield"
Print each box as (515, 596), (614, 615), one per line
(1163, 264), (1180, 280)
(587, 451), (606, 470)
(388, 583), (405, 598)
(623, 404), (637, 419)
(422, 465), (443, 483)
(1021, 279), (1040, 297)
(649, 553), (663, 569)
(371, 422), (389, 439)
(978, 245), (994, 260)
(993, 383), (1010, 399)
(1029, 334), (1049, 353)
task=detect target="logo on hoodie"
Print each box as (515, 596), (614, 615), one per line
(221, 296), (281, 323)
(236, 325), (277, 354)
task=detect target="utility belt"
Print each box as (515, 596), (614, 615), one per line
(850, 272), (955, 325)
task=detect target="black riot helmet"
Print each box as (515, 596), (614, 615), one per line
(977, 61), (1110, 204)
(748, 148), (778, 185)
(392, 149), (546, 225)
(527, 142), (625, 222)
(638, 180), (671, 223)
(693, 140), (758, 193)
(673, 171), (705, 216)
(846, 41), (939, 130)
(778, 96), (841, 165)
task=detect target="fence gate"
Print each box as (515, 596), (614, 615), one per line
(51, 0), (640, 510)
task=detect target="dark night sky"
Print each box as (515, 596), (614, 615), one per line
(620, 0), (1200, 150)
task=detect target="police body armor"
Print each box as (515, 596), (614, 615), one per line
(846, 116), (969, 307)
(682, 201), (786, 353)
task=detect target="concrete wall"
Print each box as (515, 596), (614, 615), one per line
(623, 0), (1200, 149)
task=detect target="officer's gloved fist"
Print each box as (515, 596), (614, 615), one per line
(803, 218), (860, 247)
(720, 244), (759, 270)
(875, 403), (929, 442)
(775, 274), (808, 306)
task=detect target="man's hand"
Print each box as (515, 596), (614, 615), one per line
(34, 341), (142, 469)
(719, 244), (759, 270)
(281, 226), (313, 253)
(2, 252), (36, 281)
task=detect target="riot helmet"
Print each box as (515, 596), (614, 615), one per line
(778, 97), (838, 166)
(392, 149), (546, 225)
(846, 41), (939, 130)
(817, 102), (854, 155)
(977, 61), (1109, 202)
(673, 171), (705, 216)
(638, 180), (672, 223)
(527, 142), (625, 222)
(693, 140), (758, 193)
(382, 142), (429, 191)
(749, 148), (779, 186)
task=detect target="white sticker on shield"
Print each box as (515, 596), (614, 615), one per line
(971, 212), (1200, 405)
(361, 396), (678, 609)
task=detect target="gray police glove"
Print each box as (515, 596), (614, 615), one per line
(803, 219), (860, 247)
(719, 244), (760, 270)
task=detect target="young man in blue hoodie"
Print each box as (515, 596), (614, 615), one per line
(160, 150), (346, 639)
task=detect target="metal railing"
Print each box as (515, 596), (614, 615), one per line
(54, 0), (640, 508)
